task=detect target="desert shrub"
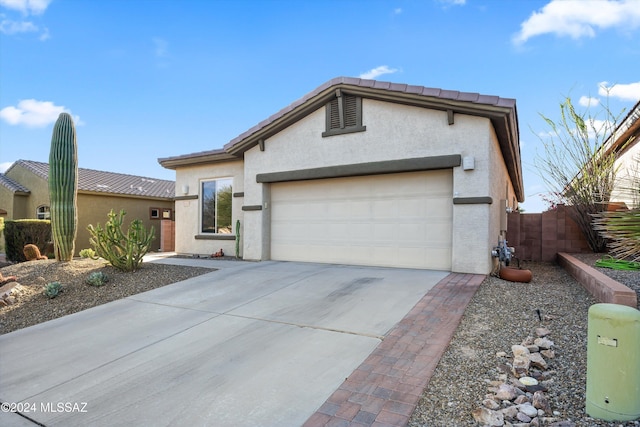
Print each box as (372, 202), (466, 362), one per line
(44, 282), (63, 298)
(87, 210), (155, 272)
(4, 220), (52, 262)
(79, 248), (97, 259)
(86, 271), (109, 287)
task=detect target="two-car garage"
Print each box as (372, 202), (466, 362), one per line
(269, 170), (453, 270)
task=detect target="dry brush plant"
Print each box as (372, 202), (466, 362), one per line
(534, 95), (626, 252)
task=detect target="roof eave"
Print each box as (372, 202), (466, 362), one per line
(158, 151), (240, 169)
(224, 82), (524, 201)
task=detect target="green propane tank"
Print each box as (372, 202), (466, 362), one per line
(586, 303), (640, 421)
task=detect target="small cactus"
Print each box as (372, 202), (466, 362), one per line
(79, 248), (98, 259)
(86, 271), (109, 287)
(23, 244), (48, 261)
(44, 282), (63, 298)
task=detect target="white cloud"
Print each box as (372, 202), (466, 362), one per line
(359, 65), (399, 80)
(0, 99), (82, 127)
(393, 8), (402, 15)
(598, 81), (640, 102)
(0, 0), (52, 15)
(0, 162), (13, 173)
(0, 17), (37, 34)
(513, 0), (640, 45)
(0, 0), (52, 39)
(579, 96), (600, 107)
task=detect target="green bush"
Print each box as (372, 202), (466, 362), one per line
(86, 271), (109, 287)
(87, 210), (155, 272)
(79, 248), (97, 259)
(4, 220), (52, 263)
(44, 282), (63, 298)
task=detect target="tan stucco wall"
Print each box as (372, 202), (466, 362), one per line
(76, 193), (174, 254)
(4, 166), (50, 219)
(172, 160), (244, 257)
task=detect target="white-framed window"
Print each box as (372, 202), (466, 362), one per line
(37, 205), (50, 220)
(201, 178), (232, 234)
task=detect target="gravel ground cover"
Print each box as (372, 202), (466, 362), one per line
(0, 257), (215, 335)
(408, 256), (640, 427)
(1, 254), (639, 426)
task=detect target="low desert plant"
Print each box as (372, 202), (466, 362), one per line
(44, 282), (63, 298)
(86, 271), (109, 287)
(23, 244), (48, 261)
(79, 248), (98, 259)
(87, 209), (155, 272)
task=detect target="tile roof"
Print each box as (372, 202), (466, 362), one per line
(0, 173), (30, 194)
(6, 160), (174, 199)
(158, 76), (523, 200)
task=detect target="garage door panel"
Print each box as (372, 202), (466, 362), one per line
(270, 170), (452, 270)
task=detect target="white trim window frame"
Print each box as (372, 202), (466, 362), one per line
(36, 205), (50, 220)
(200, 177), (233, 234)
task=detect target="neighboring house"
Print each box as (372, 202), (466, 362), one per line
(0, 160), (175, 254)
(606, 100), (640, 208)
(158, 77), (524, 274)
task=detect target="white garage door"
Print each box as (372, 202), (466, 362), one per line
(270, 170), (453, 270)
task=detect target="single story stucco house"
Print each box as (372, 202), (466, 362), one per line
(158, 77), (524, 274)
(0, 160), (175, 254)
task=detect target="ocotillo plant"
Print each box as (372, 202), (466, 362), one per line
(48, 112), (78, 261)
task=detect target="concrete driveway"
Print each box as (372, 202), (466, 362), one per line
(0, 258), (448, 427)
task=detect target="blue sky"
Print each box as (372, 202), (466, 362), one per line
(1, 0), (639, 213)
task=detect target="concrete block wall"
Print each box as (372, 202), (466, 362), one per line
(506, 205), (591, 262)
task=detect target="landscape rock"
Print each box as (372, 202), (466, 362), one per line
(514, 395), (529, 405)
(541, 349), (555, 359)
(518, 403), (538, 417)
(534, 337), (554, 349)
(500, 405), (518, 420)
(535, 327), (550, 337)
(533, 390), (551, 415)
(472, 407), (504, 426)
(528, 352), (548, 370)
(483, 398), (500, 410)
(516, 411), (532, 422)
(511, 344), (529, 357)
(526, 344), (540, 353)
(511, 355), (530, 377)
(495, 384), (518, 401)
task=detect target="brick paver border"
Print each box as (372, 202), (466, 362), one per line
(303, 273), (485, 427)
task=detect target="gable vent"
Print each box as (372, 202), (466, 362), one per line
(323, 93), (366, 137)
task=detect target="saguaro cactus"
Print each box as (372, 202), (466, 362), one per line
(48, 112), (78, 261)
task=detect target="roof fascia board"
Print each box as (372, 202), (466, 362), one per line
(77, 190), (174, 201)
(159, 152), (240, 169)
(225, 83), (516, 156)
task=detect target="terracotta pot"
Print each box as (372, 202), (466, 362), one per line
(499, 266), (533, 283)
